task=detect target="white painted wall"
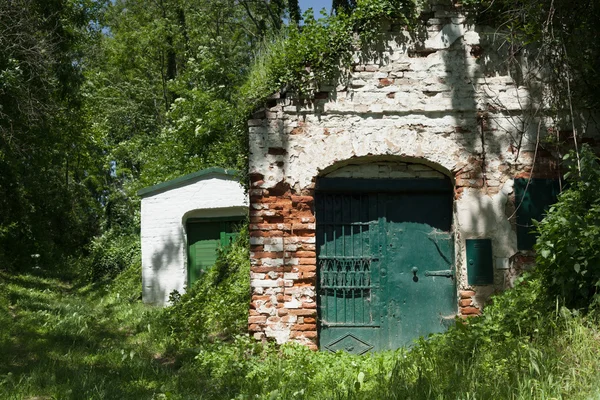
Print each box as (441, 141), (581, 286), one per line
(140, 174), (248, 305)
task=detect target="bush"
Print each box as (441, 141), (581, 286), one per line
(535, 144), (600, 310)
(161, 225), (250, 348)
(84, 229), (141, 282)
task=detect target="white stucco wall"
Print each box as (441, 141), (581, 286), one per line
(140, 173), (248, 305)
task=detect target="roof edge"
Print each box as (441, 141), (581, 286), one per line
(137, 167), (239, 197)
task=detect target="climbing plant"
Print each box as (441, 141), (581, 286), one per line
(239, 0), (418, 105)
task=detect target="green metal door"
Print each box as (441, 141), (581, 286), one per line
(316, 178), (455, 353)
(187, 219), (241, 286)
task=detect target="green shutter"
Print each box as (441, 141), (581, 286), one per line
(514, 178), (560, 250)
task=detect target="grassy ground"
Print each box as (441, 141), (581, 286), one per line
(1, 266), (600, 400)
(0, 268), (202, 399)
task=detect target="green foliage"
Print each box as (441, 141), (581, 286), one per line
(241, 0), (417, 104)
(461, 0), (600, 111)
(2, 263), (600, 399)
(0, 0), (105, 270)
(535, 144), (600, 310)
(84, 230), (141, 282)
(161, 226), (250, 347)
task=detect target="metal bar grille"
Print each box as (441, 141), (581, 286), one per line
(316, 192), (379, 328)
(318, 257), (376, 327)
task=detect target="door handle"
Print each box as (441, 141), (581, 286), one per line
(424, 270), (454, 278)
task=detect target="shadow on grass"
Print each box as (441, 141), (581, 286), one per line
(0, 271), (204, 399)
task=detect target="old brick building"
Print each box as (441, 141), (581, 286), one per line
(246, 5), (596, 352)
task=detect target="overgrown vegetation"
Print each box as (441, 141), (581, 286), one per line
(3, 0), (600, 398)
(4, 158), (600, 398)
(161, 227), (250, 348)
(2, 261), (600, 399)
(535, 145), (600, 310)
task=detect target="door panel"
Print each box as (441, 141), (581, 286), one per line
(317, 193), (382, 354)
(187, 220), (241, 286)
(316, 181), (455, 352)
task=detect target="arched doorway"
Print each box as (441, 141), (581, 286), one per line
(315, 160), (456, 353)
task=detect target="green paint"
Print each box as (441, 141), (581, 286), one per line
(514, 178), (560, 250)
(187, 219), (242, 286)
(137, 167), (239, 197)
(316, 180), (455, 353)
(466, 239), (494, 285)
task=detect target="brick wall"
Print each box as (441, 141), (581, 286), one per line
(248, 174), (318, 347)
(246, 2), (599, 347)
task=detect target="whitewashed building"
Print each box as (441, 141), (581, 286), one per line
(138, 167), (248, 305)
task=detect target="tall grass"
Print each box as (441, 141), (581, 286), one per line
(1, 264), (599, 399)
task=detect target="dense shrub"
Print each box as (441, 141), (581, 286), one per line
(161, 226), (250, 348)
(535, 145), (600, 310)
(84, 229), (141, 282)
(175, 274), (600, 400)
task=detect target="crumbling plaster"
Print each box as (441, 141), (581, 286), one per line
(247, 5), (562, 346)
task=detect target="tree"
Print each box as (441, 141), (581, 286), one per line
(0, 0), (105, 270)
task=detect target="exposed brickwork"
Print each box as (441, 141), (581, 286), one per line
(246, 2), (600, 347)
(249, 173), (317, 346)
(458, 290), (481, 317)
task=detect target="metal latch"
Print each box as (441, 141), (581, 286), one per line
(424, 270), (454, 278)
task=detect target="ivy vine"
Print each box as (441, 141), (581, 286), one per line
(239, 0), (418, 107)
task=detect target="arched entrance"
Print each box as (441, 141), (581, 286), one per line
(315, 160), (456, 353)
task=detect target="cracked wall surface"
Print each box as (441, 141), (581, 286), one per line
(246, 3), (575, 348)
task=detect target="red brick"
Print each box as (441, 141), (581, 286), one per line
(292, 324), (317, 331)
(299, 258), (317, 265)
(251, 266), (285, 273)
(291, 223), (314, 231)
(291, 195), (314, 204)
(304, 317), (316, 324)
(248, 316), (267, 324)
(461, 306), (481, 315)
(379, 78), (394, 86)
(270, 200), (292, 209)
(248, 324), (263, 332)
(302, 302), (317, 309)
(459, 290), (476, 299)
(301, 331), (318, 339)
(250, 251), (284, 259)
(459, 299), (472, 307)
(294, 251), (316, 258)
(263, 230), (285, 237)
(250, 230), (271, 237)
(289, 309), (317, 316)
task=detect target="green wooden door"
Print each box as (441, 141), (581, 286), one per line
(316, 178), (455, 353)
(187, 219), (241, 286)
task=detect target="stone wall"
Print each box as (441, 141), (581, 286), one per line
(247, 3), (590, 347)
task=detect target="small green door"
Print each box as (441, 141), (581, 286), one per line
(187, 219), (241, 286)
(316, 178), (455, 353)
